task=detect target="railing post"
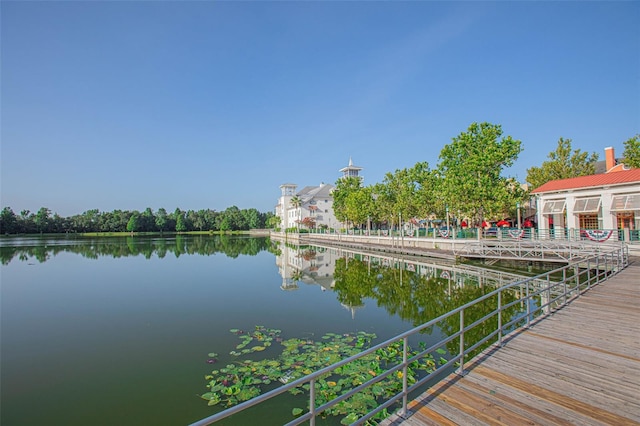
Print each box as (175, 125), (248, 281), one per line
(545, 274), (551, 314)
(309, 378), (316, 426)
(497, 290), (503, 346)
(562, 268), (567, 305)
(618, 247), (622, 271)
(401, 337), (409, 416)
(526, 280), (531, 328)
(458, 309), (465, 375)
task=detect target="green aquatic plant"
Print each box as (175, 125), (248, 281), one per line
(200, 326), (447, 424)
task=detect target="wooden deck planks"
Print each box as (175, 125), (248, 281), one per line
(381, 260), (640, 426)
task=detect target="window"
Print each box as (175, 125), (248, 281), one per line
(579, 214), (599, 229)
(574, 197), (601, 213)
(542, 200), (566, 214)
(611, 194), (640, 211)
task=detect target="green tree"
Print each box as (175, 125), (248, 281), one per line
(411, 162), (441, 219)
(374, 163), (435, 226)
(155, 208), (169, 233)
(622, 134), (640, 168)
(242, 208), (261, 229)
(526, 137), (598, 189)
(187, 210), (204, 231)
(288, 196), (303, 231)
(372, 182), (395, 229)
(174, 208), (188, 232)
(343, 186), (376, 228)
(202, 209), (219, 231)
(332, 176), (363, 225)
(220, 206), (246, 231)
(34, 207), (51, 233)
(126, 213), (140, 233)
(218, 216), (231, 232)
(140, 208), (156, 232)
(290, 195), (301, 209)
(18, 210), (35, 234)
(266, 214), (281, 230)
(438, 122), (523, 222)
(0, 207), (18, 234)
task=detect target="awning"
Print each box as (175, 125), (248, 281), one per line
(610, 194), (640, 211)
(542, 200), (566, 214)
(573, 197), (601, 213)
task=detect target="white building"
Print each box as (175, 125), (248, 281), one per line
(275, 158), (363, 231)
(531, 147), (640, 241)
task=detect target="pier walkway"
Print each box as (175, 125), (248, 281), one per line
(381, 259), (640, 426)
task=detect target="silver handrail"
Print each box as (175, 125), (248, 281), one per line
(189, 245), (628, 426)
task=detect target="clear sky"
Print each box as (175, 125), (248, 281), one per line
(1, 1), (638, 217)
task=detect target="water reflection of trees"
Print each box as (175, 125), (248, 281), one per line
(0, 235), (270, 265)
(333, 257), (522, 358)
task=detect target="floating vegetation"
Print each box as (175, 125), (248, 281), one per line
(200, 326), (447, 424)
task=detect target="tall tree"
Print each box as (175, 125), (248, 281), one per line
(266, 214), (281, 229)
(174, 208), (187, 232)
(242, 208), (261, 229)
(34, 207), (51, 233)
(126, 213), (140, 233)
(289, 195), (301, 209)
(332, 176), (362, 224)
(343, 186), (375, 228)
(0, 207), (18, 234)
(140, 208), (156, 232)
(622, 134), (640, 168)
(437, 122), (523, 222)
(375, 163), (437, 223)
(187, 210), (204, 231)
(411, 162), (441, 219)
(526, 137), (598, 189)
(155, 208), (169, 233)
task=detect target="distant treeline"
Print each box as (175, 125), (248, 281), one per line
(0, 206), (275, 234)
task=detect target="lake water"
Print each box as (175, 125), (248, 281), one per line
(1, 235), (537, 425)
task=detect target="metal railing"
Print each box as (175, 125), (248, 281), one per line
(453, 239), (623, 262)
(189, 245), (628, 426)
(302, 227), (640, 243)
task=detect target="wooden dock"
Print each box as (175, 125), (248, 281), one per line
(381, 258), (640, 426)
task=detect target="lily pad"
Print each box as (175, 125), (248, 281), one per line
(201, 326), (434, 425)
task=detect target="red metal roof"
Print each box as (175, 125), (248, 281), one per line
(531, 168), (640, 194)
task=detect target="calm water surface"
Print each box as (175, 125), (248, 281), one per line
(1, 235), (534, 425)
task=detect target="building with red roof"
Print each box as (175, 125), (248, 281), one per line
(530, 147), (639, 240)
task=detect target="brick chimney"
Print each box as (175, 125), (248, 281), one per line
(605, 147), (615, 172)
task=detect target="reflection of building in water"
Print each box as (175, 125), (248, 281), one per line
(275, 244), (341, 292)
(276, 243), (540, 320)
(341, 302), (363, 320)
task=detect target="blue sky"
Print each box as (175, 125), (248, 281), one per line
(2, 1), (638, 217)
